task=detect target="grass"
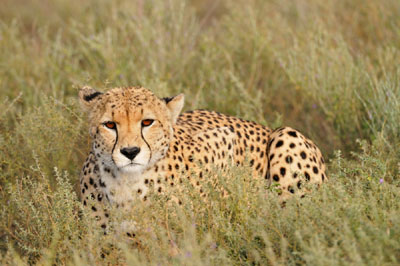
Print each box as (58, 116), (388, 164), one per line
(0, 0), (399, 264)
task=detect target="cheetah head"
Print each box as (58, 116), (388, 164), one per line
(79, 86), (184, 174)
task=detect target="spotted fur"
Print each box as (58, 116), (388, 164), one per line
(78, 86), (327, 231)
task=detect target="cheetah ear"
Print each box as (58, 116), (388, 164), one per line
(79, 86), (103, 111)
(163, 94), (184, 124)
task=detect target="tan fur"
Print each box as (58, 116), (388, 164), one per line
(78, 86), (327, 231)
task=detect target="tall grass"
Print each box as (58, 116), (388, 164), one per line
(0, 0), (399, 264)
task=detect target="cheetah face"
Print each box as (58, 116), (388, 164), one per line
(79, 86), (184, 174)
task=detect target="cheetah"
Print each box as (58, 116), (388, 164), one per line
(79, 86), (327, 231)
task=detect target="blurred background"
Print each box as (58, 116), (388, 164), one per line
(1, 0), (399, 157)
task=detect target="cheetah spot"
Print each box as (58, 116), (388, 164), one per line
(304, 172), (310, 181)
(276, 140), (284, 148)
(313, 166), (319, 174)
(287, 131), (298, 137)
(280, 167), (286, 177)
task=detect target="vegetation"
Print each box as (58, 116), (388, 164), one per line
(0, 0), (399, 264)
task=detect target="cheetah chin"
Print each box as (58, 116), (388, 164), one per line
(119, 163), (145, 173)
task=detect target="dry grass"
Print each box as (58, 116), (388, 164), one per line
(0, 0), (399, 264)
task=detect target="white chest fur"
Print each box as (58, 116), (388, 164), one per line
(99, 167), (150, 205)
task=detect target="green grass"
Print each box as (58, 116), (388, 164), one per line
(0, 0), (399, 264)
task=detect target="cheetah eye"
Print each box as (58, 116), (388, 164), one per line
(141, 119), (154, 127)
(104, 121), (116, 130)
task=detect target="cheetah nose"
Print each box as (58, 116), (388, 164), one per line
(120, 146), (141, 160)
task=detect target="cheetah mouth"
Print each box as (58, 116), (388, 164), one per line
(118, 162), (144, 171)
(123, 162), (143, 167)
